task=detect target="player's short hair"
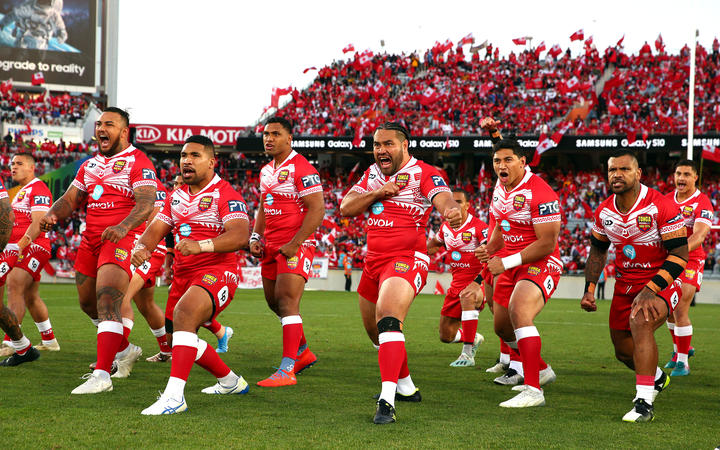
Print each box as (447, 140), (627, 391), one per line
(674, 159), (698, 174)
(12, 152), (35, 164)
(451, 188), (470, 203)
(492, 138), (526, 159)
(609, 149), (638, 166)
(102, 107), (130, 128)
(375, 122), (411, 142)
(265, 117), (293, 135)
(185, 135), (215, 157)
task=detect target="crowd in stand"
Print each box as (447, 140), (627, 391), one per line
(273, 37), (720, 138)
(0, 84), (91, 127)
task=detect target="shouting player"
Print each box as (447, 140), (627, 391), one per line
(340, 122), (462, 424)
(663, 159), (712, 375)
(250, 117), (323, 387)
(426, 188), (487, 367)
(581, 151), (687, 422)
(0, 153), (58, 358)
(40, 107), (157, 393)
(132, 135), (250, 415)
(476, 138), (561, 408)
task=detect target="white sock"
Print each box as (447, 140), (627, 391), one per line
(396, 375), (416, 396)
(655, 367), (663, 380)
(91, 318), (100, 327)
(462, 343), (473, 355)
(499, 352), (511, 365)
(635, 384), (655, 405)
(151, 326), (166, 338)
(217, 371), (239, 387)
(509, 359), (524, 376)
(451, 329), (462, 343)
(11, 336), (31, 352)
(164, 376), (186, 400)
(35, 319), (52, 332)
(380, 381), (397, 407)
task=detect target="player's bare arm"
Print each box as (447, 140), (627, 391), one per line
(431, 191), (463, 228)
(249, 198), (266, 257)
(426, 235), (444, 255)
(0, 197), (14, 252)
(102, 184), (156, 244)
(688, 221), (710, 252)
(581, 230), (610, 312)
(131, 218), (172, 267)
(17, 210), (45, 252)
(176, 218), (249, 257)
(279, 191), (323, 258)
(476, 226), (503, 263)
(631, 227), (688, 322)
(486, 220), (560, 276)
(40, 185), (87, 231)
(340, 181), (399, 217)
(480, 116), (503, 140)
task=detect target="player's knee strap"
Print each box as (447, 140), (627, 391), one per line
(165, 318), (173, 335)
(377, 316), (402, 333)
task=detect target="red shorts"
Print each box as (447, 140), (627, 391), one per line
(0, 244), (51, 285)
(75, 233), (138, 279)
(358, 251), (430, 304)
(441, 281), (485, 319)
(679, 257), (704, 292)
(165, 268), (239, 321)
(493, 259), (562, 308)
(135, 247), (167, 289)
(261, 243), (316, 281)
(610, 279), (681, 331)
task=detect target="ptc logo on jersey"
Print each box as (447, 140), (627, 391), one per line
(228, 200), (247, 213)
(681, 205), (694, 218)
(431, 175), (447, 187)
(513, 194), (526, 211)
(286, 256), (299, 269)
(394, 262), (410, 273)
(685, 269), (696, 280)
(112, 160), (127, 173)
(198, 196), (213, 211)
(527, 266), (541, 276)
(202, 274), (217, 286)
(277, 169), (290, 183)
(701, 209), (713, 220)
(301, 174), (321, 188)
(636, 214), (653, 232)
(114, 248), (128, 262)
(35, 195), (50, 205)
(461, 231), (472, 243)
(395, 173), (410, 188)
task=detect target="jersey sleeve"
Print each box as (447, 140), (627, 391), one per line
(475, 218), (489, 243)
(436, 223), (447, 243)
(420, 165), (451, 200)
(530, 180), (561, 225)
(349, 168), (371, 194)
(155, 192), (174, 227)
(294, 162), (323, 198)
(218, 185), (250, 225)
(30, 183), (52, 213)
(695, 194), (714, 227)
(154, 182), (168, 208)
(71, 163), (87, 192)
(591, 203), (607, 237)
(130, 154), (158, 190)
(0, 179), (7, 200)
(657, 196), (686, 237)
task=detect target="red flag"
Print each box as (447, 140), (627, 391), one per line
(616, 35), (625, 47)
(608, 98), (623, 115)
(548, 44), (562, 58)
(459, 33), (475, 46)
(371, 80), (386, 98)
(512, 37), (527, 45)
(270, 86), (292, 108)
(534, 41), (546, 58)
(31, 72), (45, 85)
(551, 121), (573, 144)
(531, 133), (556, 166)
(702, 144), (720, 163)
(655, 34), (665, 52)
(303, 66), (317, 74)
(570, 29), (584, 41)
(342, 44), (355, 53)
(434, 280), (445, 295)
(442, 39), (453, 52)
(420, 87), (439, 106)
(626, 130), (636, 145)
(347, 162), (360, 184)
(0, 78), (12, 94)
(357, 50), (373, 69)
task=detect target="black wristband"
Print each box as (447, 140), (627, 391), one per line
(474, 273), (484, 284)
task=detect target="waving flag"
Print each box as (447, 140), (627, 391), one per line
(570, 29), (584, 41)
(342, 44), (355, 53)
(512, 37), (527, 45)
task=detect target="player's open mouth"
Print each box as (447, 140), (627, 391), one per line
(265, 144), (273, 150)
(677, 181), (686, 188)
(377, 155), (392, 168)
(498, 170), (509, 181)
(98, 135), (110, 147)
(611, 180), (624, 189)
(182, 168), (195, 175)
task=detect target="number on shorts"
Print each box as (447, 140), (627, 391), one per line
(218, 286), (229, 308)
(670, 291), (679, 309)
(544, 275), (554, 293)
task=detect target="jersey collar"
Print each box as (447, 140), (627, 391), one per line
(674, 188), (700, 204)
(613, 183), (648, 214)
(96, 144), (135, 163)
(502, 169), (532, 194)
(274, 150), (297, 170)
(185, 174), (221, 197)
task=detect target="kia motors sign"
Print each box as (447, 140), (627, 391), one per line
(131, 124), (247, 147)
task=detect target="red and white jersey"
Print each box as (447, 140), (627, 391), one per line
(156, 174), (249, 278)
(71, 145), (157, 237)
(436, 214), (487, 283)
(10, 177), (52, 248)
(154, 180), (168, 209)
(0, 178), (7, 201)
(351, 157), (451, 256)
(593, 184), (685, 284)
(666, 189), (713, 260)
(490, 170), (562, 264)
(260, 150), (322, 247)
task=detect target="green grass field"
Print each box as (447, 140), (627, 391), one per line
(0, 284), (718, 449)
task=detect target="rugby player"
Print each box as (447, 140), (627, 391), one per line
(340, 122), (462, 424)
(581, 151), (687, 422)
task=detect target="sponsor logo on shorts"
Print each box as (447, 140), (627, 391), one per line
(371, 202), (384, 215)
(217, 286), (229, 307)
(286, 256), (299, 269)
(451, 251), (461, 261)
(28, 257), (40, 272)
(682, 205), (694, 218)
(670, 291), (679, 309)
(17, 253), (24, 263)
(115, 248), (128, 262)
(636, 214), (653, 232)
(461, 231), (472, 243)
(91, 185), (104, 200)
(500, 219), (511, 232)
(198, 196), (213, 212)
(394, 262), (410, 273)
(513, 194), (526, 211)
(395, 173), (410, 188)
(265, 193), (274, 206)
(112, 160), (127, 173)
(622, 245), (636, 260)
(139, 261), (151, 274)
(0, 262), (9, 276)
(527, 266), (541, 276)
(202, 274), (217, 285)
(303, 258), (311, 274)
(277, 169), (290, 183)
(179, 223), (192, 237)
(685, 269), (696, 279)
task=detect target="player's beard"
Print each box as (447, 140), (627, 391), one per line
(610, 178), (635, 194)
(376, 152), (402, 176)
(98, 135), (122, 157)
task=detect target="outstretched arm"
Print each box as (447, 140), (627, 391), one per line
(40, 185), (87, 232)
(580, 231), (610, 312)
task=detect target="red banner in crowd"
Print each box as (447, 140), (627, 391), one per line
(131, 124), (247, 146)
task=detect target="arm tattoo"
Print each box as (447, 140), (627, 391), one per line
(584, 245), (608, 284)
(0, 306), (23, 340)
(48, 186), (87, 221)
(0, 198), (13, 252)
(96, 286), (125, 322)
(120, 185), (156, 231)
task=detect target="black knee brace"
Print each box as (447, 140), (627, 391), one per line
(377, 316), (402, 333)
(165, 318), (174, 335)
